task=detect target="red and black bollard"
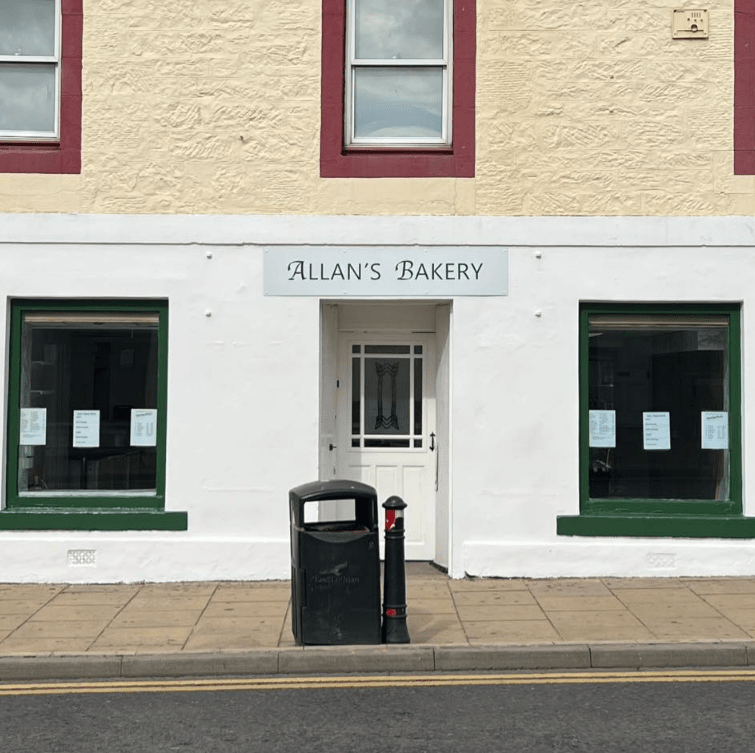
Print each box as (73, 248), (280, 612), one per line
(382, 495), (410, 644)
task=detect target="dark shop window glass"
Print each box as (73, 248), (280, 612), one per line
(18, 312), (159, 494)
(588, 315), (729, 501)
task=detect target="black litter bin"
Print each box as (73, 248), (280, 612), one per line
(290, 480), (381, 645)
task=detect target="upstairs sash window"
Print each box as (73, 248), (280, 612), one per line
(345, 0), (452, 147)
(0, 0), (60, 140)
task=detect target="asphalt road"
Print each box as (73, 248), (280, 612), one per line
(1, 672), (754, 753)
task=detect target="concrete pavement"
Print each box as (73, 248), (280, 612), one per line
(1, 565), (754, 681)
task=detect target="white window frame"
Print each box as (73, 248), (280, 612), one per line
(0, 0), (62, 141)
(344, 0), (453, 148)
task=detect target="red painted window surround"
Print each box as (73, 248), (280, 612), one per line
(0, 0), (82, 175)
(320, 0), (475, 178)
(735, 0), (755, 175)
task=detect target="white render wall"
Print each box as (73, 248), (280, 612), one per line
(1, 214), (754, 582)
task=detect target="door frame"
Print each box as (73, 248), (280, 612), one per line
(319, 301), (452, 568)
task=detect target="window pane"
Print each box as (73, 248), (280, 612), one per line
(588, 315), (729, 500)
(18, 313), (160, 493)
(365, 438), (411, 448)
(364, 358), (410, 435)
(355, 0), (444, 60)
(413, 357), (422, 435)
(0, 0), (56, 56)
(351, 356), (361, 436)
(365, 344), (410, 354)
(354, 67), (443, 139)
(0, 63), (56, 133)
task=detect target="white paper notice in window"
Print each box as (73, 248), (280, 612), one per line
(589, 410), (616, 448)
(701, 411), (728, 450)
(643, 412), (671, 450)
(20, 408), (47, 445)
(72, 410), (100, 448)
(130, 409), (157, 447)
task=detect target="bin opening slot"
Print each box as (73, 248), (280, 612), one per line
(302, 496), (375, 530)
(304, 496), (355, 524)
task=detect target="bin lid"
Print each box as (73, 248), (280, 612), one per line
(289, 479), (379, 528)
(289, 479), (377, 505)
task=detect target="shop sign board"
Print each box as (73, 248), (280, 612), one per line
(264, 246), (508, 296)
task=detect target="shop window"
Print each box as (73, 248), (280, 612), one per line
(0, 301), (186, 530)
(558, 303), (755, 538)
(320, 0), (475, 178)
(734, 0), (754, 174)
(0, 0), (82, 174)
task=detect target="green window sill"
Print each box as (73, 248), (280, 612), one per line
(557, 514), (755, 538)
(0, 508), (188, 531)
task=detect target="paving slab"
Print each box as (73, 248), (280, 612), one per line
(0, 599), (59, 614)
(613, 588), (717, 606)
(547, 611), (655, 642)
(710, 608), (755, 632)
(456, 605), (547, 622)
(464, 620), (562, 644)
(89, 627), (192, 652)
(184, 630), (283, 651)
(406, 597), (457, 614)
(628, 601), (728, 620)
(123, 595), (212, 611)
(109, 610), (203, 628)
(641, 617), (751, 641)
(48, 589), (138, 606)
(407, 614), (467, 644)
(684, 579), (755, 595)
(0, 585), (63, 598)
(0, 637), (96, 654)
(192, 616), (284, 632)
(407, 582), (453, 597)
(527, 579), (612, 597)
(453, 590), (537, 606)
(201, 601), (289, 618)
(213, 584), (291, 602)
(602, 578), (688, 589)
(8, 620), (110, 639)
(0, 615), (29, 631)
(449, 578), (529, 592)
(137, 584), (219, 596)
(29, 605), (123, 622)
(534, 595), (628, 612)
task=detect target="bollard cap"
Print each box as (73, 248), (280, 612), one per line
(382, 495), (407, 510)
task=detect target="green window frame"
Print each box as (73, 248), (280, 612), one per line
(0, 299), (186, 531)
(558, 302), (755, 538)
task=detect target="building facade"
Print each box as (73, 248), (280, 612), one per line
(0, 0), (753, 581)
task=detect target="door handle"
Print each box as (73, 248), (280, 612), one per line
(329, 443), (337, 451)
(429, 433), (435, 452)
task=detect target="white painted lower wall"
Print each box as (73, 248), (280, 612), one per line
(0, 214), (754, 582)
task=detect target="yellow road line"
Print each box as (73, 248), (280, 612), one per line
(1, 669), (755, 696)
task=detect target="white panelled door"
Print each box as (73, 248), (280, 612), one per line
(336, 335), (436, 560)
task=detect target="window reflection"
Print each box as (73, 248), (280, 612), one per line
(354, 67), (443, 139)
(355, 0), (444, 59)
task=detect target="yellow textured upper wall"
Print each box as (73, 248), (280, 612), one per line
(1, 0), (752, 215)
